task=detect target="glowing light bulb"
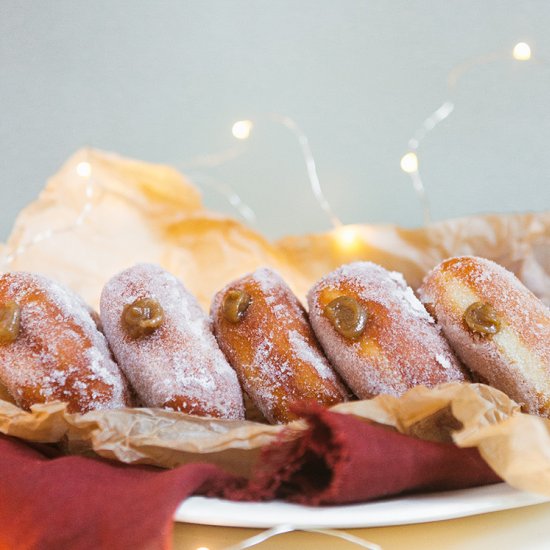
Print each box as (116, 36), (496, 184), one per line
(232, 120), (253, 140)
(513, 42), (531, 61)
(335, 225), (362, 252)
(76, 161), (91, 177)
(400, 152), (418, 174)
(195, 547), (210, 550)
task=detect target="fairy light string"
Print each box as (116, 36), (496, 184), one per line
(221, 524), (382, 550)
(176, 113), (342, 229)
(2, 42), (539, 269)
(229, 113), (361, 249)
(400, 42), (534, 226)
(186, 171), (257, 225)
(268, 113), (342, 228)
(230, 114), (343, 228)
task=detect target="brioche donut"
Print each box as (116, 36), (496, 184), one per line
(419, 256), (550, 416)
(211, 267), (348, 424)
(307, 262), (468, 399)
(100, 263), (245, 420)
(0, 272), (130, 413)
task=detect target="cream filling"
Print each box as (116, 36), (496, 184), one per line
(442, 277), (549, 394)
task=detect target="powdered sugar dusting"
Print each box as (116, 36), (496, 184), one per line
(211, 267), (348, 423)
(435, 353), (452, 370)
(0, 272), (129, 412)
(307, 261), (467, 400)
(100, 263), (244, 419)
(287, 330), (333, 380)
(251, 267), (282, 296)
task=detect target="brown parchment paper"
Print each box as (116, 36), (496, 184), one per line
(1, 149), (550, 496)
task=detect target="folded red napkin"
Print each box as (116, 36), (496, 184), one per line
(230, 404), (501, 504)
(0, 406), (500, 550)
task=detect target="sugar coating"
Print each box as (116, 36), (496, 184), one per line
(0, 272), (129, 412)
(253, 269), (343, 382)
(307, 262), (467, 399)
(99, 263), (244, 419)
(435, 353), (452, 370)
(420, 255), (550, 416)
(211, 267), (348, 424)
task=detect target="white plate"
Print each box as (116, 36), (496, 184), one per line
(174, 483), (550, 528)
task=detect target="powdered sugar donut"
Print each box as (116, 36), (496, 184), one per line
(211, 268), (348, 424)
(100, 263), (244, 419)
(0, 272), (130, 413)
(307, 262), (468, 399)
(419, 256), (550, 416)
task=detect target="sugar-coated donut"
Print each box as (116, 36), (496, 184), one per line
(307, 262), (468, 399)
(211, 267), (349, 424)
(0, 272), (130, 413)
(419, 256), (550, 416)
(100, 263), (245, 419)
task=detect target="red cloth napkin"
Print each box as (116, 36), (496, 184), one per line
(0, 406), (500, 550)
(231, 404), (501, 504)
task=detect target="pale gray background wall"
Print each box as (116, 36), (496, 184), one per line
(2, 0), (550, 240)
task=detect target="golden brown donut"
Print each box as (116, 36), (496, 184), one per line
(211, 267), (348, 424)
(100, 263), (245, 419)
(307, 262), (468, 399)
(419, 256), (550, 416)
(0, 272), (130, 413)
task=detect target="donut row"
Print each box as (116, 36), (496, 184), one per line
(0, 256), (548, 422)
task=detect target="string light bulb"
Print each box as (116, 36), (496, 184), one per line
(400, 152), (418, 174)
(334, 225), (362, 252)
(76, 161), (92, 177)
(513, 42), (531, 61)
(232, 120), (253, 140)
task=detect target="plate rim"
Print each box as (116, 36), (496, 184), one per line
(174, 483), (550, 528)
